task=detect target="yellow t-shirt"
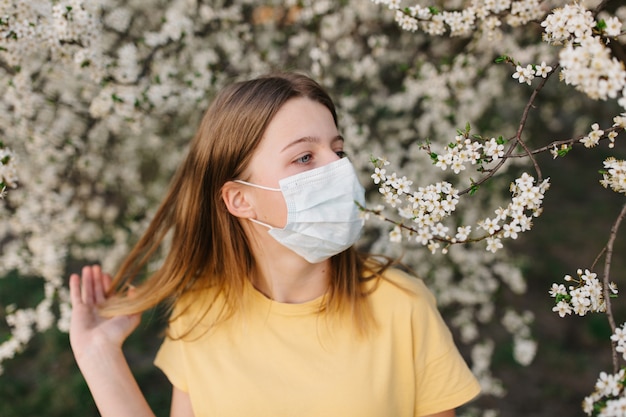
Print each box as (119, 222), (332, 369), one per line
(154, 268), (481, 416)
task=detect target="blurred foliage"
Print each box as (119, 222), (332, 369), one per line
(0, 295), (171, 416)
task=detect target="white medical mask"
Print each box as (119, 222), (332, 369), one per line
(235, 157), (365, 263)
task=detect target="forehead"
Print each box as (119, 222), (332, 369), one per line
(256, 97), (338, 153)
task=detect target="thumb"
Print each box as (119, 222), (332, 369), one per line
(125, 284), (141, 324)
(127, 284), (137, 298)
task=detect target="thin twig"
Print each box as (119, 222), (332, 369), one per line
(508, 126), (624, 158)
(603, 202), (626, 373)
(458, 64), (558, 195)
(593, 0), (611, 17)
(512, 66), (558, 182)
(590, 246), (607, 271)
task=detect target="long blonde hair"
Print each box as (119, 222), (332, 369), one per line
(101, 72), (388, 333)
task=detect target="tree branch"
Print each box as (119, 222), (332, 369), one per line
(603, 202), (626, 373)
(508, 126), (625, 158)
(458, 64), (557, 195)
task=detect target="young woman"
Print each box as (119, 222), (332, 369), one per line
(69, 72), (481, 417)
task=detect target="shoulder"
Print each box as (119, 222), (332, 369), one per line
(362, 266), (445, 329)
(167, 286), (229, 340)
(369, 267), (437, 309)
(368, 267), (459, 350)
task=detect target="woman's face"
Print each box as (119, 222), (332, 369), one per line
(243, 97), (345, 228)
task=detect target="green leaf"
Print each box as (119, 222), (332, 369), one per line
(496, 135), (505, 145)
(429, 152), (439, 162)
(494, 55), (508, 64)
(596, 19), (607, 31)
(557, 146), (571, 157)
(555, 293), (571, 303)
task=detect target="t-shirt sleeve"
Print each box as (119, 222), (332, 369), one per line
(154, 316), (190, 392)
(414, 344), (481, 416)
(409, 277), (481, 416)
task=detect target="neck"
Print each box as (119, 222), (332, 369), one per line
(254, 256), (330, 304)
(244, 222), (330, 304)
(247, 226), (330, 303)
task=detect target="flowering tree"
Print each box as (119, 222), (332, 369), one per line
(0, 0), (625, 415)
(369, 0), (626, 415)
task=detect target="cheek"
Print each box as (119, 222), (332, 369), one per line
(257, 191), (288, 228)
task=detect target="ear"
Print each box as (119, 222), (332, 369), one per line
(221, 181), (256, 219)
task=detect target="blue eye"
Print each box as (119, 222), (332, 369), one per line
(296, 154), (312, 164)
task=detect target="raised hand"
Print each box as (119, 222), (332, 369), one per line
(69, 265), (140, 362)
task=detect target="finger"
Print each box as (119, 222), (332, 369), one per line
(126, 284), (138, 303)
(69, 274), (82, 307)
(92, 265), (107, 305)
(81, 265), (94, 305)
(102, 273), (113, 295)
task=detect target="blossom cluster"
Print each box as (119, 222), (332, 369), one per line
(502, 309), (537, 366)
(600, 158), (626, 195)
(369, 154), (549, 254)
(481, 172), (549, 253)
(372, 0), (544, 39)
(0, 143), (18, 199)
(0, 0), (104, 79)
(549, 269), (616, 317)
(470, 340), (506, 398)
(433, 134), (505, 174)
(552, 116), (624, 157)
(612, 324), (626, 363)
(378, 1), (626, 110)
(511, 61), (553, 85)
(584, 369), (626, 417)
(370, 156), (459, 253)
(542, 4), (626, 106)
(0, 279), (70, 375)
(581, 123), (608, 149)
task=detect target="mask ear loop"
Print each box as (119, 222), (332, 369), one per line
(233, 179), (281, 192)
(233, 180), (280, 229)
(248, 217), (274, 230)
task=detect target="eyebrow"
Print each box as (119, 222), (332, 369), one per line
(280, 135), (344, 153)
